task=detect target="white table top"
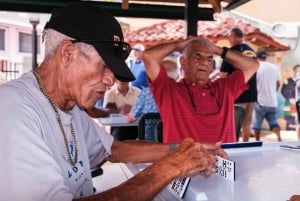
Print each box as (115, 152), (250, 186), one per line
(182, 141), (300, 201)
(94, 142), (300, 201)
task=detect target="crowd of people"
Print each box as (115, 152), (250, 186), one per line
(0, 2), (299, 201)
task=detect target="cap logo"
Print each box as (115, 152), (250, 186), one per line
(242, 50), (256, 58)
(113, 35), (121, 47)
(114, 35), (120, 41)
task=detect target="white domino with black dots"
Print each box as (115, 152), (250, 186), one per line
(168, 177), (191, 198)
(216, 156), (235, 181)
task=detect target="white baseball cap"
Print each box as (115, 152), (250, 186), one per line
(132, 44), (145, 51)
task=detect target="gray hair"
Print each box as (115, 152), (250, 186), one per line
(182, 38), (213, 57)
(44, 28), (96, 59)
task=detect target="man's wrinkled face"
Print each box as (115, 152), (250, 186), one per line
(67, 45), (114, 109)
(180, 43), (213, 84)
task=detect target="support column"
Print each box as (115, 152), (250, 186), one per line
(184, 0), (198, 37)
(29, 18), (39, 70)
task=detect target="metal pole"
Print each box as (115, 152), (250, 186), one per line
(29, 18), (39, 70)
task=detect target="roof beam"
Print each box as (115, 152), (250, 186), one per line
(0, 0), (214, 20)
(224, 0), (250, 10)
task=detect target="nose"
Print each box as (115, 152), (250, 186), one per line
(198, 57), (212, 67)
(102, 68), (115, 87)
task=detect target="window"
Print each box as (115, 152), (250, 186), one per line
(0, 29), (5, 51)
(19, 32), (40, 54)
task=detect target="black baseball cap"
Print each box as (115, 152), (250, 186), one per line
(44, 3), (135, 82)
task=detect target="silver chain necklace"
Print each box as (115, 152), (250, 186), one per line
(33, 71), (78, 166)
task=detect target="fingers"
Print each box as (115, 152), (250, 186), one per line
(216, 147), (229, 159)
(170, 139), (226, 179)
(202, 142), (229, 159)
(199, 157), (214, 177)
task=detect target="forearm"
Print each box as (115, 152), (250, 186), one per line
(107, 140), (169, 163)
(144, 41), (178, 63)
(215, 46), (259, 82)
(77, 139), (226, 201)
(143, 39), (192, 82)
(143, 41), (178, 82)
(75, 156), (178, 201)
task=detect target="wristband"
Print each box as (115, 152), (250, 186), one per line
(221, 47), (229, 59)
(169, 143), (178, 152)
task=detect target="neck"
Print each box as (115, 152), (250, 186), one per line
(35, 64), (74, 111)
(119, 88), (129, 96)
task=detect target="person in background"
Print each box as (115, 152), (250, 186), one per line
(103, 79), (141, 140)
(219, 27), (257, 142)
(103, 79), (141, 115)
(127, 43), (148, 89)
(0, 4), (228, 201)
(281, 64), (300, 132)
(142, 37), (259, 143)
(251, 48), (282, 142)
(127, 55), (180, 122)
(281, 64), (300, 103)
(127, 55), (180, 141)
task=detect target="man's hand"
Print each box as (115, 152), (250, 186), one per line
(106, 102), (119, 113)
(119, 104), (132, 115)
(127, 113), (136, 123)
(202, 141), (228, 159)
(164, 138), (228, 178)
(289, 195), (300, 201)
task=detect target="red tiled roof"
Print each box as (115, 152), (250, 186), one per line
(125, 15), (289, 51)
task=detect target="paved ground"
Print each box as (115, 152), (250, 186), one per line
(238, 129), (299, 143)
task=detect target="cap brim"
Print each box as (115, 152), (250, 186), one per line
(93, 45), (136, 82)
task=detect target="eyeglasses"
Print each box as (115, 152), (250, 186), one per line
(183, 80), (220, 116)
(70, 40), (131, 60)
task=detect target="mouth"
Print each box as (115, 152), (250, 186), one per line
(97, 91), (105, 98)
(92, 89), (105, 99)
(196, 69), (207, 72)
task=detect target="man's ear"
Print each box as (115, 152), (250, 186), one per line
(59, 40), (76, 66)
(179, 55), (186, 69)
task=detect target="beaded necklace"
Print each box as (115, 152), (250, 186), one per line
(33, 71), (78, 166)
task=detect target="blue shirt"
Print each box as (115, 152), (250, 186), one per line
(131, 87), (158, 118)
(129, 60), (148, 89)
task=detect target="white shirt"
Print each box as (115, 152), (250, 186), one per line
(103, 84), (141, 108)
(0, 72), (114, 201)
(256, 61), (281, 107)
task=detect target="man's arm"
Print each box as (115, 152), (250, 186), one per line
(276, 80), (281, 91)
(215, 47), (259, 83)
(142, 39), (194, 82)
(75, 138), (227, 201)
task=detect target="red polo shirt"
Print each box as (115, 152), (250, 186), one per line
(150, 67), (248, 143)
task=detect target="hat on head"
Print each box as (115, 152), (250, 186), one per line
(132, 44), (145, 51)
(44, 3), (135, 82)
(256, 48), (267, 59)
